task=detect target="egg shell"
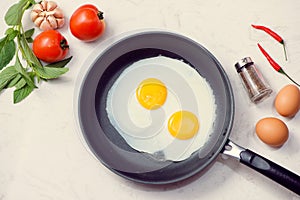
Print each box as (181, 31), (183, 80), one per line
(255, 117), (289, 147)
(274, 84), (300, 117)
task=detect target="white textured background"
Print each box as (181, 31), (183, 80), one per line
(0, 0), (299, 199)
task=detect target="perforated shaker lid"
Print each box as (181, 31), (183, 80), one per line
(234, 57), (254, 72)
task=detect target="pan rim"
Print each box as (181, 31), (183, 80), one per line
(74, 29), (235, 184)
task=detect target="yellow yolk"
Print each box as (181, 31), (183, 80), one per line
(136, 78), (167, 110)
(168, 111), (199, 140)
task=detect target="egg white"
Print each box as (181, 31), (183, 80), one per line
(106, 56), (216, 161)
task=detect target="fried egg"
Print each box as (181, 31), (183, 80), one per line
(106, 56), (216, 161)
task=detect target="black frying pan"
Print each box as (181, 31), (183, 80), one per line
(76, 30), (300, 195)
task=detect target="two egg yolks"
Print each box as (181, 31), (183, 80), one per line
(136, 78), (199, 140)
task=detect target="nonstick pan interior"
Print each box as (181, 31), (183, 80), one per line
(77, 30), (234, 184)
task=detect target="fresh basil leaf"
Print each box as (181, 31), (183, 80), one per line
(5, 1), (26, 25)
(14, 56), (36, 88)
(0, 66), (18, 90)
(6, 28), (19, 41)
(24, 28), (34, 39)
(7, 30), (18, 41)
(5, 28), (14, 35)
(24, 28), (35, 43)
(19, 36), (42, 68)
(35, 66), (69, 79)
(15, 77), (27, 89)
(13, 83), (34, 104)
(4, 0), (31, 26)
(45, 56), (73, 68)
(0, 37), (6, 47)
(6, 74), (22, 88)
(26, 37), (33, 43)
(0, 37), (16, 70)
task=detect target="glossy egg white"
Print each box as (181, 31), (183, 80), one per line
(106, 56), (216, 161)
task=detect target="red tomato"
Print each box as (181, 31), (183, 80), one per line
(69, 4), (106, 42)
(77, 4), (98, 11)
(33, 30), (69, 63)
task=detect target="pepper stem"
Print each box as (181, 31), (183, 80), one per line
(279, 69), (300, 87)
(282, 41), (288, 61)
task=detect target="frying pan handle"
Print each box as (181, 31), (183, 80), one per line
(223, 140), (300, 195)
(239, 149), (300, 195)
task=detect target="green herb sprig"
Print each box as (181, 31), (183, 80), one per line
(0, 0), (72, 103)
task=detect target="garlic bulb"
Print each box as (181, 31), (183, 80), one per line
(30, 1), (65, 31)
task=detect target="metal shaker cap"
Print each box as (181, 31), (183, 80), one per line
(235, 57), (254, 72)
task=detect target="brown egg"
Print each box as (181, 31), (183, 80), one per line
(275, 84), (300, 117)
(255, 117), (289, 147)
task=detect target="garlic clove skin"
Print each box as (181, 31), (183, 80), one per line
(53, 7), (64, 18)
(56, 18), (65, 29)
(30, 0), (65, 31)
(46, 1), (58, 11)
(32, 3), (43, 13)
(30, 11), (40, 22)
(40, 20), (52, 31)
(47, 15), (58, 30)
(33, 16), (44, 27)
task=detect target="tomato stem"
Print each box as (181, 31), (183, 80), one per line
(97, 11), (104, 20)
(60, 39), (69, 50)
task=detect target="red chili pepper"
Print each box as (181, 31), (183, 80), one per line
(257, 43), (299, 87)
(252, 25), (283, 43)
(252, 24), (288, 61)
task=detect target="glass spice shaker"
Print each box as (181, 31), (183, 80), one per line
(234, 57), (272, 103)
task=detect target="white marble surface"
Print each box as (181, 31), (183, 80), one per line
(0, 0), (300, 199)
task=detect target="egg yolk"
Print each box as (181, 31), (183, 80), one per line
(168, 111), (199, 140)
(136, 78), (167, 110)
